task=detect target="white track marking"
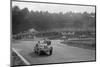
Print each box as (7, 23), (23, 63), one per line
(12, 48), (31, 65)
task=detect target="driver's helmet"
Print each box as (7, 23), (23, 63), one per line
(43, 38), (48, 43)
(38, 41), (40, 43)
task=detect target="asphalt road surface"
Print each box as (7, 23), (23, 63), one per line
(12, 39), (96, 65)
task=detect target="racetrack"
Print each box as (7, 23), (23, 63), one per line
(12, 39), (96, 65)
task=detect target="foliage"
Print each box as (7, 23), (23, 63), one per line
(12, 6), (95, 34)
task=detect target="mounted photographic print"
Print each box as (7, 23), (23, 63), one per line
(11, 0), (96, 67)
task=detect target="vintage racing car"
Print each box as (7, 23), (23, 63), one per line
(34, 40), (53, 55)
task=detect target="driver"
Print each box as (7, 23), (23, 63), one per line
(44, 38), (51, 45)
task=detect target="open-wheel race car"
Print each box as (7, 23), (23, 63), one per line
(34, 40), (53, 56)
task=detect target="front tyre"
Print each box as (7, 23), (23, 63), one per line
(37, 51), (41, 55)
(48, 48), (53, 56)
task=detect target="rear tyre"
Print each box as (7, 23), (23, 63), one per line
(50, 49), (52, 55)
(34, 51), (36, 53)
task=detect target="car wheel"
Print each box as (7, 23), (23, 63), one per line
(50, 49), (52, 55)
(38, 51), (41, 55)
(34, 50), (37, 53)
(47, 49), (52, 56)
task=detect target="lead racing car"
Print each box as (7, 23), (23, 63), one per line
(34, 40), (53, 55)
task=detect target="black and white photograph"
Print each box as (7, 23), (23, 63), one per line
(11, 0), (96, 67)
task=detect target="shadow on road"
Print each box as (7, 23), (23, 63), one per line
(29, 52), (50, 58)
